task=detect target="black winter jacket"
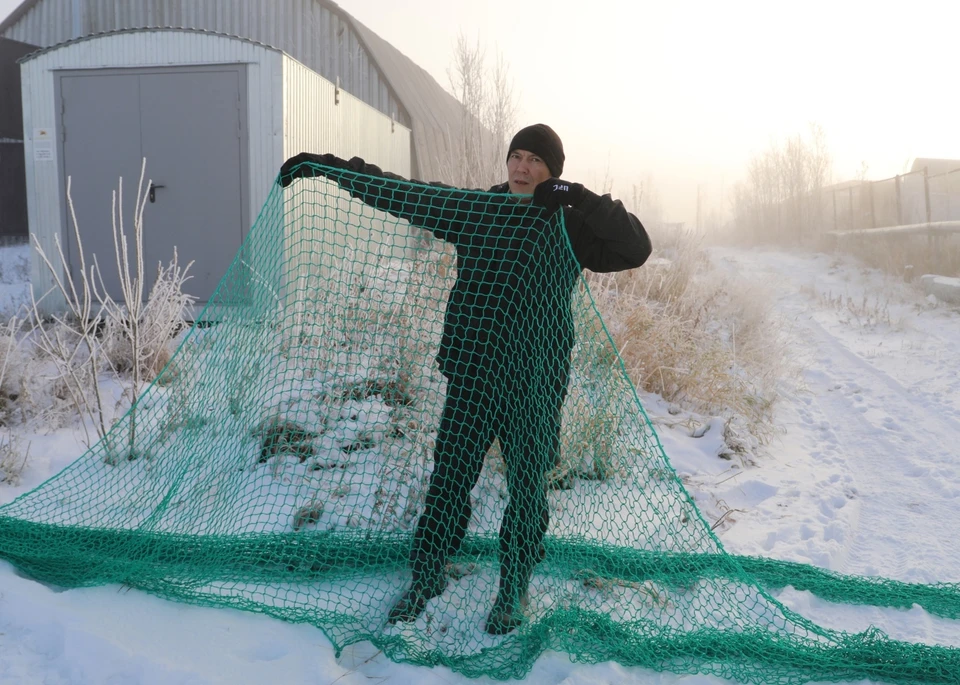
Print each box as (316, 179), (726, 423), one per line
(321, 161), (652, 389)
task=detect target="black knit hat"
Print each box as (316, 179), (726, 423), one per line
(507, 124), (565, 177)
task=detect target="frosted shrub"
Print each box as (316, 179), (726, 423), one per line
(101, 248), (195, 382)
(29, 160), (196, 449)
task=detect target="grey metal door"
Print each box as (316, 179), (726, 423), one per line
(139, 70), (244, 301)
(60, 72), (143, 303)
(59, 66), (246, 307)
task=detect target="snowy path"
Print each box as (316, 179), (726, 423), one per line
(714, 248), (960, 581)
(790, 303), (960, 584)
(711, 247), (960, 649)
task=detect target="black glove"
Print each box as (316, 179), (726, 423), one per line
(278, 152), (361, 187)
(533, 177), (585, 213)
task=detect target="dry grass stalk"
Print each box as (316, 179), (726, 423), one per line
(554, 384), (621, 483)
(100, 246), (195, 382)
(93, 160), (195, 461)
(586, 230), (785, 442)
(0, 316), (25, 419)
(0, 433), (29, 485)
(0, 318), (30, 481)
(292, 500), (325, 531)
(29, 177), (112, 447)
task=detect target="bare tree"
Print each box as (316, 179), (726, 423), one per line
(806, 123), (831, 239)
(730, 124), (832, 245)
(592, 154), (615, 196)
(626, 176), (664, 232)
(483, 51), (517, 183)
(447, 33), (485, 188)
(444, 32), (518, 188)
(783, 134), (810, 240)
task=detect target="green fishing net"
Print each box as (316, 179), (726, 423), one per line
(1, 164), (959, 683)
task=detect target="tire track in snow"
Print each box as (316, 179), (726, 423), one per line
(786, 307), (960, 584)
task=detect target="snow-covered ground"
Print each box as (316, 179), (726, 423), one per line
(1, 244), (959, 684)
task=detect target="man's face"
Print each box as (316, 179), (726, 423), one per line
(506, 150), (552, 195)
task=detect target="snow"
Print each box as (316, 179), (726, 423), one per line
(2, 243), (960, 684)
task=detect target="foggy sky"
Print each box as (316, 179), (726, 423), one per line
(3, 0), (958, 225)
(335, 0), (960, 226)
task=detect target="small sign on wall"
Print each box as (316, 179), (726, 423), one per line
(33, 128), (54, 162)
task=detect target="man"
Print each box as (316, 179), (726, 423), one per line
(279, 124), (651, 635)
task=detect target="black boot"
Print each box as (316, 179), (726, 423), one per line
(387, 576), (446, 624)
(484, 590), (528, 635)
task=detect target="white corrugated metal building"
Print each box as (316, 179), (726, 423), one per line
(19, 27), (411, 310)
(0, 0), (472, 311)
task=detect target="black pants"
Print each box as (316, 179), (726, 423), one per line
(409, 375), (563, 603)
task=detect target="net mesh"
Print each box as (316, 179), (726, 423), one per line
(1, 164), (959, 682)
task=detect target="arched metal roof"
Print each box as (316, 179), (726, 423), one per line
(1, 0), (477, 181)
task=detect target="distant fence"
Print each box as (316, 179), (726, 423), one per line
(821, 168), (960, 279)
(827, 167), (960, 233)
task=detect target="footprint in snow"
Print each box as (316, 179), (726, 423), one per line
(246, 641), (289, 662)
(881, 417), (901, 431)
(824, 522), (845, 543)
(818, 496), (846, 518)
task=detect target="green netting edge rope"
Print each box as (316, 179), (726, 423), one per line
(2, 521), (959, 683)
(3, 520), (957, 619)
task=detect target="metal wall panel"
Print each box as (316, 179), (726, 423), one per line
(281, 54), (410, 177)
(280, 54), (412, 309)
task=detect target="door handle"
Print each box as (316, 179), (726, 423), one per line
(149, 183), (166, 203)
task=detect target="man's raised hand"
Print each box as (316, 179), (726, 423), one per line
(533, 177), (585, 213)
(278, 153), (361, 187)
